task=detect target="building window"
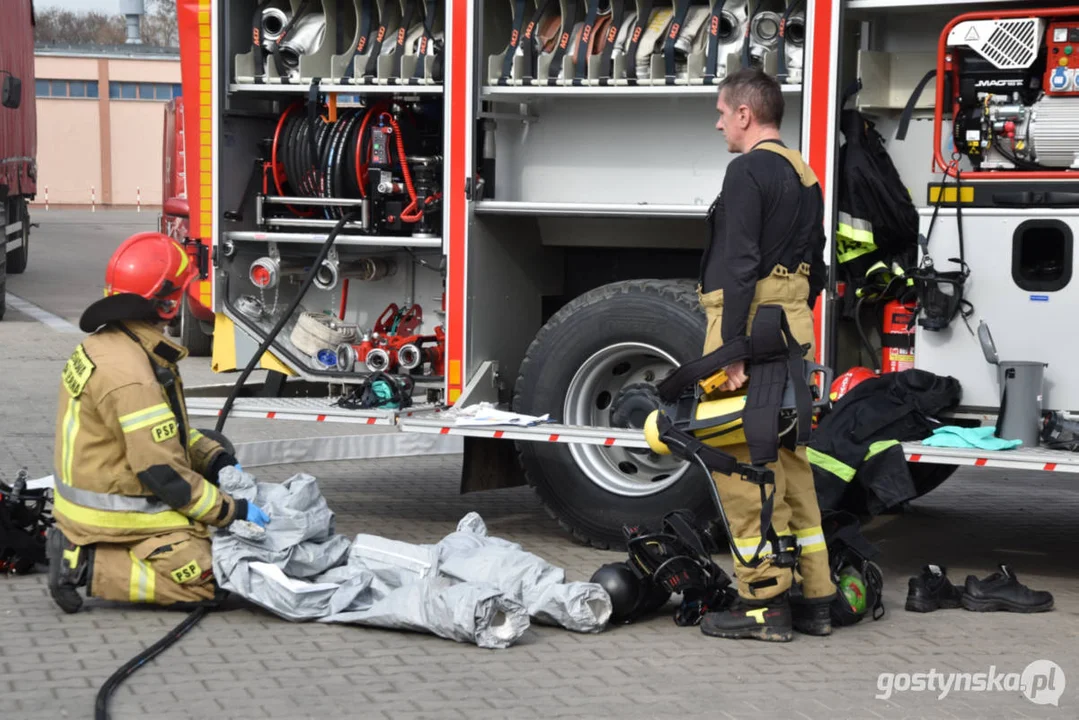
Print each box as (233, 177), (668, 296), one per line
(108, 81), (180, 101)
(35, 79), (101, 98)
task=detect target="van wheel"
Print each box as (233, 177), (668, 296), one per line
(513, 279), (714, 550)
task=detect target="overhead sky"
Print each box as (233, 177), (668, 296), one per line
(38, 0), (121, 12)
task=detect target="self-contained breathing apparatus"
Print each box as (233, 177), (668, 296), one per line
(630, 304), (831, 575)
(591, 509), (738, 626)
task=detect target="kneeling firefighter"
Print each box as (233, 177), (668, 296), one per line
(682, 69), (837, 641)
(46, 232), (271, 613)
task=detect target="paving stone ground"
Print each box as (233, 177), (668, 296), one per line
(2, 212), (1077, 719)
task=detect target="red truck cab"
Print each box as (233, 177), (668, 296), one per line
(161, 95), (213, 355)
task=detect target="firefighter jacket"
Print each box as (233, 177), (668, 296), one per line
(835, 107), (920, 315)
(808, 369), (961, 516)
(53, 321), (247, 547)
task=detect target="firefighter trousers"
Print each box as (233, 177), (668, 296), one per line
(89, 528), (217, 606)
(699, 265), (837, 603)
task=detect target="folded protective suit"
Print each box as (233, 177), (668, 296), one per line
(210, 467), (612, 649)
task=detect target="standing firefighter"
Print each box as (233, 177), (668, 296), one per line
(46, 232), (270, 613)
(696, 69), (837, 642)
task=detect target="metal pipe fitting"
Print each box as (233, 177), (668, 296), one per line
(365, 347), (391, 372)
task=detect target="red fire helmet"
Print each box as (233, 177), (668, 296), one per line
(80, 232), (199, 333)
(829, 366), (877, 403)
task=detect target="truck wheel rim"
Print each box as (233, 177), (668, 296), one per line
(564, 342), (690, 497)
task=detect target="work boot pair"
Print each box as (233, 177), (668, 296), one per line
(905, 563), (1054, 614)
(46, 526), (94, 614)
(700, 591), (833, 642)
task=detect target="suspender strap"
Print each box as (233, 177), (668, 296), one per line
(572, 0), (603, 84)
(596, 0), (625, 84)
(625, 0), (654, 82)
(663, 0), (692, 84)
(547, 0), (582, 83)
(703, 0), (728, 83)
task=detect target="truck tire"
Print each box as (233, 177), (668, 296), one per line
(513, 279), (715, 549)
(5, 198), (29, 274)
(177, 295), (213, 356)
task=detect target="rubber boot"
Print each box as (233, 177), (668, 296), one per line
(700, 592), (793, 643)
(791, 595), (834, 636)
(46, 526), (93, 614)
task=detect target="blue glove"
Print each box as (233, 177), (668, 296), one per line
(233, 462), (244, 473)
(245, 503), (270, 527)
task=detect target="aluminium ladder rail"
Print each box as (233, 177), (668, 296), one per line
(184, 396), (1079, 473)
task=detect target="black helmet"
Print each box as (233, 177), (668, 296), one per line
(590, 561), (671, 624)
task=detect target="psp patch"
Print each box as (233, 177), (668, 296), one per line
(152, 420), (179, 443)
(170, 559), (203, 584)
(62, 345), (96, 398)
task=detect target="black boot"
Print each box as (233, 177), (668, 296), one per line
(700, 593), (793, 643)
(905, 564), (963, 612)
(961, 564), (1054, 613)
(46, 526), (93, 614)
(792, 595), (834, 636)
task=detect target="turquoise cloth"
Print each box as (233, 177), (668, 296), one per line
(921, 425), (1023, 450)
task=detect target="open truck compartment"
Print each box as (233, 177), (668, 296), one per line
(182, 0), (1079, 548)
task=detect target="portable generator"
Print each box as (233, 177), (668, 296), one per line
(934, 7), (1079, 179)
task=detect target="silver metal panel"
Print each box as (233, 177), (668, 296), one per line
(488, 95), (803, 205)
(912, 209), (1079, 413)
(185, 395), (445, 423)
(465, 214), (563, 394)
(473, 200), (709, 218)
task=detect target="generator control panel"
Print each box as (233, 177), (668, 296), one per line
(1046, 22), (1079, 95)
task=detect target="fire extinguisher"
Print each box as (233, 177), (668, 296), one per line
(880, 299), (916, 373)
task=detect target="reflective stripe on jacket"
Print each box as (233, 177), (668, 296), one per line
(53, 320), (241, 546)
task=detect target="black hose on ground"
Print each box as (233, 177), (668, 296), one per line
(94, 607), (209, 720)
(95, 209), (363, 720)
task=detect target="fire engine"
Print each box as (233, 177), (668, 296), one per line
(174, 0), (1079, 549)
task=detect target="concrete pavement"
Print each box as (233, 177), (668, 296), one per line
(2, 211), (1077, 719)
